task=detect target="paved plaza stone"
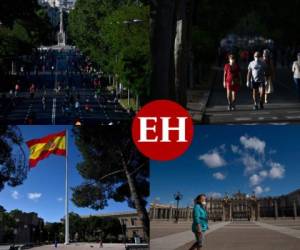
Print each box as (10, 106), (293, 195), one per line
(151, 219), (300, 250)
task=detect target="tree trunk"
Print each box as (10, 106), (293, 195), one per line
(174, 0), (188, 106)
(121, 156), (150, 241)
(186, 0), (195, 89)
(149, 0), (176, 101)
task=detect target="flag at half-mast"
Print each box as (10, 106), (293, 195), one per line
(26, 131), (66, 168)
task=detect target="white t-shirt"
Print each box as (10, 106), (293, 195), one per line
(248, 60), (267, 82)
(292, 61), (300, 79)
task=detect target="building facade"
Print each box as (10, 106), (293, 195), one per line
(150, 190), (300, 221)
(84, 211), (146, 242)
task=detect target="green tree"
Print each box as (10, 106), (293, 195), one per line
(101, 4), (150, 98)
(0, 0), (54, 75)
(0, 125), (28, 191)
(0, 205), (16, 243)
(71, 125), (149, 241)
(68, 0), (150, 104)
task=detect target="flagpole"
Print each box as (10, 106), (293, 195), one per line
(65, 129), (69, 245)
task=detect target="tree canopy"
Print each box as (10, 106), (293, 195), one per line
(0, 0), (53, 73)
(68, 0), (150, 97)
(72, 125), (149, 209)
(71, 125), (149, 239)
(0, 125), (28, 191)
(192, 0), (300, 63)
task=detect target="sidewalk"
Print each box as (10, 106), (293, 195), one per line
(254, 220), (300, 239)
(176, 221), (300, 250)
(150, 222), (229, 250)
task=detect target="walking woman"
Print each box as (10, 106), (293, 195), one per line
(223, 54), (241, 111)
(189, 194), (208, 250)
(292, 53), (300, 100)
(263, 49), (275, 103)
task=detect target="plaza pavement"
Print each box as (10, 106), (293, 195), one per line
(151, 219), (300, 250)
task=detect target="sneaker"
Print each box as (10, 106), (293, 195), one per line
(231, 105), (236, 111)
(227, 105), (231, 111)
(253, 105), (258, 111)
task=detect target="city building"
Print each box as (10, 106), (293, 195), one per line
(11, 211), (44, 244)
(150, 189), (300, 221)
(83, 211), (146, 242)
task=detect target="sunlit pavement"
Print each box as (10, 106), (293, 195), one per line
(195, 67), (300, 124)
(151, 219), (300, 250)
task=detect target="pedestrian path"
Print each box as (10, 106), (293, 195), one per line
(198, 67), (300, 124)
(175, 221), (300, 250)
(254, 220), (300, 239)
(150, 222), (229, 250)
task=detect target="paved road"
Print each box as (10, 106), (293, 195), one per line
(3, 89), (130, 125)
(203, 67), (300, 124)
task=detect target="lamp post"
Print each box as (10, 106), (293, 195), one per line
(122, 18), (144, 111)
(174, 192), (183, 223)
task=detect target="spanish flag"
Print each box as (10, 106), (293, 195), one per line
(26, 131), (66, 168)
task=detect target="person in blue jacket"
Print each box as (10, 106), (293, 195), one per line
(189, 194), (208, 250)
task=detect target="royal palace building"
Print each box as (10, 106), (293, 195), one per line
(149, 189), (300, 221)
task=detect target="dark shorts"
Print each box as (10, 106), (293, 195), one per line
(252, 81), (265, 90)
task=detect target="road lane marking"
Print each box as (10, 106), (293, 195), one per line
(52, 98), (56, 124)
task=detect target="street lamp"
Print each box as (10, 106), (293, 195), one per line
(121, 219), (127, 247)
(174, 192), (183, 223)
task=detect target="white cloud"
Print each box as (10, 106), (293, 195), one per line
(231, 145), (241, 154)
(199, 151), (226, 168)
(213, 172), (226, 180)
(207, 192), (222, 198)
(241, 154), (263, 174)
(240, 136), (266, 154)
(269, 149), (277, 155)
(11, 191), (19, 200)
(269, 162), (285, 179)
(28, 193), (42, 201)
(264, 187), (271, 192)
(254, 186), (264, 195)
(259, 170), (268, 177)
(249, 174), (263, 186)
(219, 144), (226, 152)
(57, 197), (63, 202)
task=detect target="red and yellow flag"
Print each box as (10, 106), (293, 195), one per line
(26, 131), (66, 168)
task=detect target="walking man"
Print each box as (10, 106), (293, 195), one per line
(42, 96), (46, 111)
(247, 52), (267, 110)
(29, 83), (35, 99)
(263, 49), (275, 104)
(292, 53), (300, 100)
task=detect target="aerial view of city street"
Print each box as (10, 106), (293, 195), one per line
(0, 125), (149, 249)
(0, 0), (149, 125)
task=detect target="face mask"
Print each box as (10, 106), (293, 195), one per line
(201, 201), (207, 206)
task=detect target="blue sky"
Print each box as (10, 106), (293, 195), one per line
(0, 126), (134, 223)
(150, 125), (300, 207)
